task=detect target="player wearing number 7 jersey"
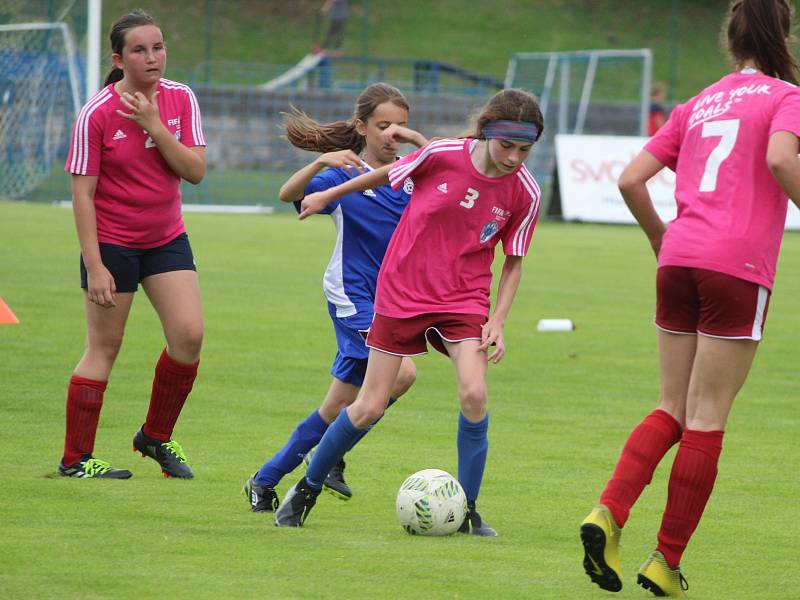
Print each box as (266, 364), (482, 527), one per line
(579, 1), (800, 596)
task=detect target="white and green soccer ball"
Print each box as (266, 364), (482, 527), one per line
(396, 468), (467, 536)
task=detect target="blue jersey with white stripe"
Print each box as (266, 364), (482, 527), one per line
(301, 166), (412, 327)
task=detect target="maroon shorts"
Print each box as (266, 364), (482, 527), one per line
(366, 313), (486, 357)
(655, 266), (770, 341)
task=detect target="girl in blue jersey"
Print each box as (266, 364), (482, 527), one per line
(243, 83), (427, 512)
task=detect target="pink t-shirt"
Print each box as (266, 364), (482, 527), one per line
(646, 70), (800, 290)
(65, 79), (206, 249)
(379, 138), (540, 318)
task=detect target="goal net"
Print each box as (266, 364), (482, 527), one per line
(0, 22), (81, 199)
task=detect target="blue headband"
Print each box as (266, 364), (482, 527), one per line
(483, 120), (540, 143)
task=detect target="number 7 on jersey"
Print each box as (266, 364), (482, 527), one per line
(699, 119), (740, 192)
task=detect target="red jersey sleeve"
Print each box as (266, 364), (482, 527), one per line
(770, 87), (800, 138)
(501, 167), (540, 256)
(179, 85), (206, 147)
(388, 139), (464, 190)
(65, 88), (113, 175)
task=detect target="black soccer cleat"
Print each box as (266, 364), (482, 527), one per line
(303, 450), (353, 500)
(274, 477), (321, 527)
(323, 459), (352, 500)
(457, 501), (498, 537)
(242, 474), (279, 513)
(59, 454), (133, 479)
(132, 427), (194, 479)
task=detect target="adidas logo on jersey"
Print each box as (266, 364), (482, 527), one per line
(437, 182), (448, 193)
(363, 189), (377, 197)
(112, 129), (127, 140)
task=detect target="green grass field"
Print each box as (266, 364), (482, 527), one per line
(1, 200), (798, 599)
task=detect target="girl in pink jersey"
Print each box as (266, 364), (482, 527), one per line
(273, 89), (543, 533)
(580, 1), (800, 596)
(60, 10), (206, 479)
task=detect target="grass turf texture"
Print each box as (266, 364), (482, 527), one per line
(1, 200), (798, 598)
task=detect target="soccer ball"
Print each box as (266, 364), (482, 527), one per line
(396, 468), (467, 536)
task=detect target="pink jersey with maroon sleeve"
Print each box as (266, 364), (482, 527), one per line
(645, 70), (800, 290)
(379, 138), (540, 318)
(65, 78), (206, 249)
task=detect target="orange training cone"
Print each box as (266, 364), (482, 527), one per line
(0, 297), (19, 324)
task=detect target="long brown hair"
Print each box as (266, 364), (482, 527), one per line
(283, 82), (410, 153)
(103, 9), (159, 86)
(468, 88), (544, 142)
(725, 0), (799, 84)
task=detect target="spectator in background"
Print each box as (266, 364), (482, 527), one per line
(647, 82), (668, 136)
(320, 0), (348, 53)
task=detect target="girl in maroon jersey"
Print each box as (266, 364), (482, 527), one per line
(60, 10), (206, 479)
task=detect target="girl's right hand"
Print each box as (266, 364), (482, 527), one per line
(299, 190), (334, 220)
(317, 150), (365, 175)
(87, 265), (117, 308)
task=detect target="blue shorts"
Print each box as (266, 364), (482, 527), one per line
(80, 233), (196, 293)
(327, 302), (371, 386)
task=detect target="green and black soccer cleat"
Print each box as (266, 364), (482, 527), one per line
(59, 454), (132, 479)
(132, 427), (194, 479)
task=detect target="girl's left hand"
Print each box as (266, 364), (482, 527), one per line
(116, 90), (161, 132)
(479, 319), (505, 364)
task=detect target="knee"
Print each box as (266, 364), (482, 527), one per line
(458, 381), (487, 416)
(89, 333), (124, 363)
(169, 321), (204, 362)
(349, 398), (386, 429)
(392, 361), (417, 398)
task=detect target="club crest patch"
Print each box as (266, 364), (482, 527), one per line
(480, 220), (500, 243)
(403, 178), (414, 194)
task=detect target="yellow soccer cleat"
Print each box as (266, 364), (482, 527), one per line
(580, 504), (623, 592)
(637, 550), (689, 597)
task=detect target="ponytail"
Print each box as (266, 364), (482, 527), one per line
(725, 0), (799, 84)
(282, 107), (364, 153)
(104, 66), (124, 87)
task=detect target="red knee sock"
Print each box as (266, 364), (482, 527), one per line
(143, 349), (199, 442)
(62, 375), (107, 466)
(600, 409), (683, 527)
(656, 428), (724, 568)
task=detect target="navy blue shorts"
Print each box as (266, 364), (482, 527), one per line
(327, 302), (370, 386)
(80, 233), (196, 293)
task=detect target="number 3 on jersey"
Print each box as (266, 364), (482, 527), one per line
(460, 187), (479, 209)
(699, 119), (739, 192)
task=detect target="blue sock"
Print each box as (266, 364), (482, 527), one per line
(255, 410), (328, 486)
(348, 396), (397, 451)
(457, 412), (489, 503)
(306, 409), (363, 491)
